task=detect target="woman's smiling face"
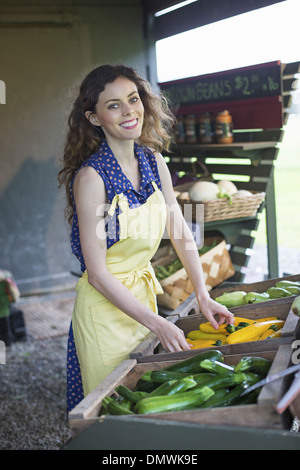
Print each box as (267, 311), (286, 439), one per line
(90, 76), (144, 144)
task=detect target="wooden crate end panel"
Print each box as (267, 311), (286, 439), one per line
(68, 359), (137, 420)
(258, 344), (293, 406)
(132, 404), (283, 430)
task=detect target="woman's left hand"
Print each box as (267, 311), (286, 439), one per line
(198, 295), (235, 330)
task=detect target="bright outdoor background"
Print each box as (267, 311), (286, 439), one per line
(156, 0), (300, 277)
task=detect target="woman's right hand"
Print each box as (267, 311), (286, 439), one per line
(153, 316), (191, 353)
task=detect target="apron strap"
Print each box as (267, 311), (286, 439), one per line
(107, 192), (129, 217)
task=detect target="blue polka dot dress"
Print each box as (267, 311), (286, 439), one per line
(67, 139), (162, 413)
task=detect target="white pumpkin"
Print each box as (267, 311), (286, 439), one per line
(233, 189), (252, 198)
(188, 181), (220, 202)
(217, 179), (238, 196)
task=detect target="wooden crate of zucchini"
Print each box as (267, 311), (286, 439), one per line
(68, 343), (296, 437)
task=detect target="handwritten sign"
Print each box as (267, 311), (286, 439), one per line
(159, 62), (282, 108)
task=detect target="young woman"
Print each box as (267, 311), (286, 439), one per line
(58, 64), (234, 412)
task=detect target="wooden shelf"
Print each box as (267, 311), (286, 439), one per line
(173, 141), (278, 153)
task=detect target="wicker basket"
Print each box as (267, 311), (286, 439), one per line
(152, 237), (235, 310)
(176, 182), (265, 223)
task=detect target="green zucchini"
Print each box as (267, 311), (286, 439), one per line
(242, 372), (263, 385)
(164, 350), (224, 374)
(145, 380), (177, 397)
(196, 388), (230, 408)
(233, 387), (260, 405)
(193, 372), (248, 391)
(267, 286), (291, 299)
(165, 377), (198, 395)
(200, 359), (234, 375)
(135, 386), (215, 414)
(115, 385), (148, 404)
(139, 369), (188, 383)
(275, 280), (300, 289)
(192, 373), (216, 385)
(213, 383), (248, 407)
(134, 379), (160, 393)
(234, 356), (271, 375)
(102, 396), (134, 415)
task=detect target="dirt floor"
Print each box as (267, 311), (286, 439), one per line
(0, 334), (71, 450)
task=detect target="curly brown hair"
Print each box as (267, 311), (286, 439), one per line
(58, 64), (176, 225)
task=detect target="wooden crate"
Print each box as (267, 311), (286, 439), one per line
(210, 273), (300, 311)
(130, 296), (300, 360)
(152, 237), (234, 310)
(68, 342), (296, 437)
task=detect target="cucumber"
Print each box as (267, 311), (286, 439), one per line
(200, 359), (234, 375)
(135, 386), (215, 414)
(164, 350), (224, 374)
(234, 356), (271, 375)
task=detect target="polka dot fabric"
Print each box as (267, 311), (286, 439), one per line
(67, 139), (163, 413)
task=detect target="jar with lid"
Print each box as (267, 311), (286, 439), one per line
(199, 112), (215, 144)
(176, 115), (186, 144)
(184, 114), (198, 144)
(215, 110), (233, 144)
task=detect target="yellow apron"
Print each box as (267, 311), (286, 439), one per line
(72, 182), (166, 396)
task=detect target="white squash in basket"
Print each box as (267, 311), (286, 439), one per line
(188, 181), (220, 202)
(233, 189), (252, 198)
(217, 180), (238, 196)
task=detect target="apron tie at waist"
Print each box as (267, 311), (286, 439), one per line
(117, 263), (163, 310)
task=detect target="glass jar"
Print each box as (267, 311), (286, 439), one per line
(176, 115), (186, 144)
(215, 110), (233, 144)
(185, 114), (198, 144)
(199, 112), (215, 144)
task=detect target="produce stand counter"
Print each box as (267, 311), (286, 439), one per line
(67, 285), (300, 444)
(64, 415), (300, 450)
(66, 340), (300, 450)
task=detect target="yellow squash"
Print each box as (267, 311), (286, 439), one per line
(226, 320), (285, 345)
(255, 316), (279, 323)
(259, 328), (282, 340)
(188, 339), (224, 349)
(187, 329), (227, 342)
(199, 322), (232, 335)
(233, 316), (256, 326)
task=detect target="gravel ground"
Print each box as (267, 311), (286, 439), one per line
(0, 334), (71, 450)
